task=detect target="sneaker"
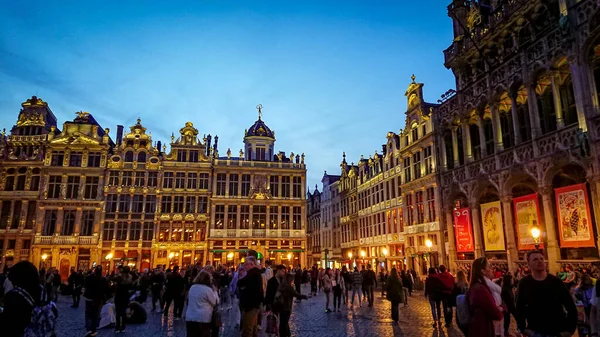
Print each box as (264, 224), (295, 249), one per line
(90, 333), (97, 337)
(84, 331), (93, 337)
(256, 325), (262, 331)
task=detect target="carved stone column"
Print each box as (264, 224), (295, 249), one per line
(451, 126), (460, 167)
(477, 116), (488, 158)
(445, 209), (457, 270)
(55, 208), (64, 235)
(74, 207), (82, 235)
(500, 195), (518, 273)
(568, 54), (592, 132)
(470, 201), (485, 258)
(539, 186), (560, 274)
(462, 122), (473, 163)
(490, 104), (504, 152)
(439, 136), (447, 171)
(509, 96), (521, 145)
(525, 84), (542, 139)
(550, 74), (565, 129)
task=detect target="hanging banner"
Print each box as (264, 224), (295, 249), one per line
(555, 183), (594, 248)
(453, 207), (474, 253)
(480, 201), (506, 251)
(513, 194), (544, 250)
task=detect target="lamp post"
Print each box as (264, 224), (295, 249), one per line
(382, 248), (388, 271)
(425, 239), (433, 269)
(531, 224), (541, 251)
(287, 253), (292, 267)
(41, 253), (48, 269)
(348, 252), (353, 268)
(360, 250), (366, 266)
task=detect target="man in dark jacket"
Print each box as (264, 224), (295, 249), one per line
(149, 267), (165, 312)
(163, 265), (185, 318)
(68, 267), (84, 308)
(293, 267), (303, 302)
(362, 264), (377, 307)
(264, 265), (286, 311)
(437, 265), (455, 327)
(83, 265), (111, 337)
(238, 256), (264, 337)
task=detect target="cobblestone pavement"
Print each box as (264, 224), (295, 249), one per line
(54, 285), (478, 337)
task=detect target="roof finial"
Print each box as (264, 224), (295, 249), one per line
(411, 74), (416, 83)
(256, 104), (263, 120)
(137, 117), (141, 124)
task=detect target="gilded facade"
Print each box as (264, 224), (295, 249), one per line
(435, 0), (600, 273)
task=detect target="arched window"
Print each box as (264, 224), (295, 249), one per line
(4, 168), (16, 191)
(443, 131), (454, 169)
(517, 103), (531, 141)
(559, 77), (578, 126)
(537, 87), (557, 134)
(484, 118), (494, 155)
(16, 167), (27, 191)
(124, 151), (134, 162)
(500, 112), (513, 149)
(137, 152), (147, 163)
(456, 127), (465, 165)
(470, 124), (481, 160)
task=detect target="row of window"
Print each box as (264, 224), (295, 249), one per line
(214, 174), (303, 198)
(102, 221), (156, 241)
(108, 171), (161, 187)
(41, 209), (96, 236)
(156, 222), (206, 242)
(0, 200), (37, 230)
(47, 176), (100, 199)
(405, 188), (437, 225)
(50, 152), (102, 167)
(0, 238), (31, 250)
(214, 205), (303, 230)
(3, 167), (41, 192)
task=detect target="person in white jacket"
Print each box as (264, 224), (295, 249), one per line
(185, 270), (219, 337)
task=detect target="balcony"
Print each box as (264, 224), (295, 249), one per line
(34, 236), (98, 245)
(7, 134), (48, 143)
(78, 236), (98, 245)
(214, 158), (306, 170)
(209, 229), (305, 239)
(19, 249), (30, 257)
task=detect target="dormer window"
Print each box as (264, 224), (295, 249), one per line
(412, 127), (419, 142)
(137, 152), (147, 163)
(177, 150), (187, 162)
(189, 150), (198, 163)
(256, 147), (266, 161)
(124, 151), (134, 162)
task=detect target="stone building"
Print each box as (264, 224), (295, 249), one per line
(435, 0), (600, 273)
(306, 185), (321, 267)
(207, 107), (307, 268)
(319, 173), (340, 268)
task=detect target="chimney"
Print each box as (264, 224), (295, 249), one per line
(206, 135), (212, 157)
(382, 144), (387, 156)
(157, 141), (162, 154)
(116, 125), (124, 146)
(213, 135), (219, 155)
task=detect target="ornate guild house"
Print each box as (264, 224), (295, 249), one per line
(0, 100), (307, 279)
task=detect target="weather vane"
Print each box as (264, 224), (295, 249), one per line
(256, 104), (263, 119)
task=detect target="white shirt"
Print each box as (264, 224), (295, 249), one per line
(185, 284), (219, 323)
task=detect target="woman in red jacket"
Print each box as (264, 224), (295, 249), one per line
(467, 257), (504, 337)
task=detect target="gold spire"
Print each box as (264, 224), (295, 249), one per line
(256, 104), (263, 120)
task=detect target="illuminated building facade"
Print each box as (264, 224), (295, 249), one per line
(306, 185), (321, 267)
(436, 0), (600, 273)
(207, 107), (307, 268)
(319, 173), (340, 268)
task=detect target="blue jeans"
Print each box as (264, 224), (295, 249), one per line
(428, 298), (441, 321)
(351, 286), (362, 305)
(85, 300), (101, 333)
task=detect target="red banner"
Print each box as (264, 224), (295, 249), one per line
(454, 207), (474, 253)
(513, 193), (543, 251)
(555, 183), (595, 248)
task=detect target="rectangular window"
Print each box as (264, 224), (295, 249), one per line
(281, 206), (290, 229)
(10, 201), (21, 229)
(216, 173), (226, 196)
(105, 194), (118, 214)
(197, 196), (208, 213)
(81, 210), (94, 236)
(240, 205), (250, 229)
(134, 172), (145, 186)
(189, 150), (199, 163)
(413, 152), (421, 180)
(269, 176), (279, 197)
(122, 171), (132, 187)
(129, 222), (141, 241)
(256, 147), (266, 161)
(145, 195), (157, 214)
(163, 172), (174, 188)
(88, 152), (101, 167)
(30, 174), (40, 191)
(412, 127), (419, 141)
(108, 171), (119, 186)
(175, 172), (185, 189)
(424, 146), (432, 175)
(241, 175), (251, 197)
(269, 206), (278, 229)
(116, 222), (128, 240)
(158, 224), (169, 242)
(161, 196), (172, 213)
(406, 194), (414, 226)
(25, 201), (36, 229)
(187, 173), (197, 189)
(281, 176), (290, 198)
(226, 205), (236, 229)
(416, 191), (425, 224)
(177, 150), (187, 162)
(292, 176), (302, 198)
(199, 173), (209, 190)
(103, 221), (115, 241)
(147, 172), (158, 187)
(229, 174), (239, 196)
(84, 176), (99, 199)
(404, 157), (411, 183)
(142, 222), (154, 241)
(51, 152), (65, 166)
(42, 210), (57, 235)
(61, 210), (76, 235)
(293, 206), (302, 230)
(131, 195), (144, 213)
(215, 205), (225, 229)
(69, 152), (83, 167)
(48, 175), (62, 199)
(186, 196), (196, 213)
(118, 194), (131, 213)
(66, 176), (80, 199)
(427, 187), (436, 221)
(252, 205), (266, 229)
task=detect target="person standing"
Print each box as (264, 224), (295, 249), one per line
(185, 270), (219, 337)
(238, 256), (264, 337)
(150, 267), (165, 313)
(332, 269), (345, 312)
(350, 267), (363, 307)
(466, 258), (504, 337)
(229, 264), (245, 329)
(322, 268), (333, 313)
(310, 265), (318, 296)
(294, 267), (303, 303)
(363, 264), (377, 308)
(452, 270), (469, 335)
(341, 266), (351, 304)
(437, 265), (456, 327)
(501, 274), (516, 335)
(264, 265), (286, 311)
(68, 267), (83, 308)
(386, 268), (404, 323)
(516, 251), (577, 337)
(425, 267), (444, 327)
(379, 268), (388, 297)
(274, 273), (307, 337)
(400, 270), (411, 306)
(83, 265), (112, 337)
(114, 266), (134, 333)
(164, 265), (185, 319)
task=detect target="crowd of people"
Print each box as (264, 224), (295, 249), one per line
(0, 248), (595, 337)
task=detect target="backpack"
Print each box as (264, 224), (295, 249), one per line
(13, 287), (58, 337)
(456, 293), (470, 326)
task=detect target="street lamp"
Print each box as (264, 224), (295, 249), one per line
(41, 254), (48, 269)
(531, 224), (541, 251)
(348, 252), (353, 267)
(287, 253), (292, 266)
(360, 250), (366, 266)
(105, 253), (113, 260)
(425, 239), (433, 269)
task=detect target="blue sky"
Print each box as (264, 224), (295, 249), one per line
(0, 1), (455, 189)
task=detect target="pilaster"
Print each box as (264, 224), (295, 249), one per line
(470, 201), (484, 258)
(539, 186), (560, 274)
(500, 195), (518, 273)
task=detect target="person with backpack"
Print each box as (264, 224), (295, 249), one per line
(164, 265), (185, 319)
(272, 272), (306, 337)
(437, 265), (456, 327)
(453, 270), (469, 335)
(424, 267), (445, 327)
(1, 261), (58, 337)
(386, 268), (404, 323)
(466, 257), (504, 337)
(322, 268), (333, 313)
